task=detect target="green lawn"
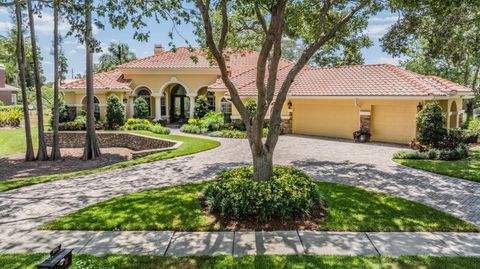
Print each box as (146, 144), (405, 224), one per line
(0, 127), (38, 156)
(394, 147), (480, 183)
(42, 181), (478, 232)
(0, 131), (220, 192)
(1, 253), (480, 269)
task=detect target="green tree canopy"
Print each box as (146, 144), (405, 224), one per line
(95, 42), (137, 72)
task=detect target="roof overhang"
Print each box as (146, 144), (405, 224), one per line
(61, 88), (131, 93)
(0, 85), (20, 92)
(119, 67), (221, 76)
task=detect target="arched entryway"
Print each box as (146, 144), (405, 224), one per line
(449, 101), (458, 128)
(170, 84), (190, 123)
(220, 97), (232, 123)
(81, 96), (100, 120)
(136, 87), (152, 117)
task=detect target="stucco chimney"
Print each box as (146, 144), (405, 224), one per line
(0, 64), (5, 88)
(154, 44), (164, 55)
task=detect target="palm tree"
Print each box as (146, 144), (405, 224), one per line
(95, 42), (136, 72)
(83, 0), (101, 160)
(51, 0), (61, 160)
(15, 0), (35, 161)
(27, 0), (48, 161)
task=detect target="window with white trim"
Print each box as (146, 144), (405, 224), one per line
(11, 94), (17, 105)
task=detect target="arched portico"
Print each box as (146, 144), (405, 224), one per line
(129, 85), (154, 118)
(81, 95), (101, 120)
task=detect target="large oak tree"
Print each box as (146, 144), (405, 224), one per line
(195, 0), (380, 180)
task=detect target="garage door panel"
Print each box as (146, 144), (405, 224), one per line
(293, 104), (358, 139)
(371, 105), (416, 144)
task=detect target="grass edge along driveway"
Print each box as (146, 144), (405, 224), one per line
(394, 147), (480, 183)
(2, 252), (480, 269)
(0, 131), (220, 192)
(42, 181), (479, 232)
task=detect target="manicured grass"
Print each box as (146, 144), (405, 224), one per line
(0, 127), (38, 156)
(0, 131), (220, 192)
(42, 181), (479, 232)
(394, 147), (480, 183)
(1, 253), (480, 269)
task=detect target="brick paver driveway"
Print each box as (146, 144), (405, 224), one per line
(1, 132), (479, 231)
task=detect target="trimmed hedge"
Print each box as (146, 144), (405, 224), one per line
(122, 118), (170, 135)
(204, 166), (326, 222)
(394, 143), (469, 161)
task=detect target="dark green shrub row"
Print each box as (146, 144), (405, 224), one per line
(204, 166), (326, 222)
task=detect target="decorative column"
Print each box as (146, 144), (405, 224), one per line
(153, 93), (162, 120)
(129, 96), (135, 118)
(188, 93), (197, 118)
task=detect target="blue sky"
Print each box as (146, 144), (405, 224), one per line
(0, 8), (402, 82)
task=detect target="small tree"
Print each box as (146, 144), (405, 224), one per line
(245, 99), (257, 116)
(106, 95), (125, 128)
(133, 97), (149, 119)
(194, 95), (210, 118)
(416, 102), (447, 148)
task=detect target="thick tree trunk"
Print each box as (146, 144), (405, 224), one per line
(252, 147), (274, 181)
(83, 3), (101, 160)
(27, 0), (48, 161)
(51, 0), (61, 160)
(15, 1), (35, 162)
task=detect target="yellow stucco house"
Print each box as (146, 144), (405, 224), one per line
(61, 46), (474, 144)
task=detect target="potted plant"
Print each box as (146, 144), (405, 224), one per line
(353, 129), (371, 143)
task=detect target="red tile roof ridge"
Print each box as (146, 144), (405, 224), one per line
(381, 64), (438, 96)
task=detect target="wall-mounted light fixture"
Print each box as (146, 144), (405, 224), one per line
(287, 100), (293, 110)
(417, 102), (423, 112)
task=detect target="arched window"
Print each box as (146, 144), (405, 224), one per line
(206, 91), (215, 111)
(171, 84), (189, 122)
(220, 97), (232, 123)
(137, 88), (151, 116)
(81, 96), (100, 121)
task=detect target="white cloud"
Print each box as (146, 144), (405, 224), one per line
(34, 12), (70, 35)
(365, 24), (391, 38)
(369, 16), (400, 23)
(43, 61), (53, 65)
(68, 49), (77, 55)
(0, 8), (10, 15)
(377, 57), (403, 66)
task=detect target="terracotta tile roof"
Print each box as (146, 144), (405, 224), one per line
(222, 64), (474, 97)
(61, 69), (132, 91)
(118, 47), (216, 69)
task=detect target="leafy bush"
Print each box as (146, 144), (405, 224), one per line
(133, 97), (149, 119)
(202, 111), (224, 131)
(393, 150), (429, 160)
(0, 105), (22, 112)
(409, 138), (429, 152)
(58, 115), (87, 131)
(0, 100), (3, 106)
(462, 129), (479, 144)
(439, 129), (464, 149)
(208, 131), (223, 137)
(194, 95), (210, 118)
(180, 124), (208, 134)
(122, 123), (151, 131)
(215, 129), (247, 138)
(416, 102), (447, 148)
(394, 144), (469, 161)
(0, 107), (21, 127)
(204, 166), (326, 222)
(148, 124), (171, 135)
(125, 118), (151, 126)
(468, 118), (480, 133)
(245, 99), (257, 116)
(106, 95), (125, 129)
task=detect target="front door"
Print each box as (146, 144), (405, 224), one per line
(170, 84), (189, 123)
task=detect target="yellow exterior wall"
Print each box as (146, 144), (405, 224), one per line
(291, 99), (359, 139)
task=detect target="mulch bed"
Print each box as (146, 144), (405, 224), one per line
(200, 198), (328, 231)
(0, 148), (132, 180)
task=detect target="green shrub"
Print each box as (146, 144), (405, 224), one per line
(436, 144), (469, 160)
(194, 95), (210, 118)
(217, 129), (247, 138)
(416, 102), (447, 148)
(468, 118), (480, 133)
(0, 105), (22, 112)
(148, 124), (171, 135)
(125, 118), (151, 126)
(180, 124), (208, 134)
(0, 100), (3, 106)
(245, 99), (257, 116)
(204, 166), (326, 222)
(0, 107), (21, 127)
(133, 97), (149, 119)
(440, 129), (464, 149)
(208, 131), (223, 137)
(202, 111), (224, 131)
(393, 150), (429, 160)
(106, 95), (125, 129)
(58, 115), (87, 131)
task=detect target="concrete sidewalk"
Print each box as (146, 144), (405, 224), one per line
(1, 229), (479, 257)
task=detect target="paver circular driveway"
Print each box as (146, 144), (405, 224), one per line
(1, 131), (479, 231)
